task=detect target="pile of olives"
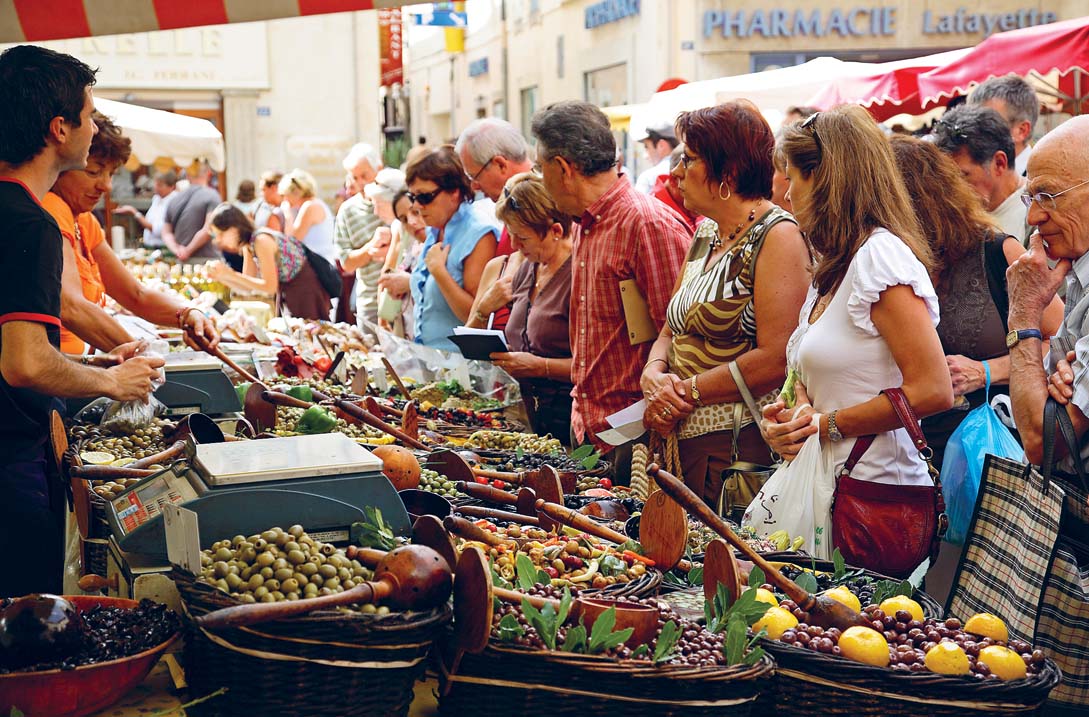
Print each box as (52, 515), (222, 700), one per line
(91, 478), (145, 501)
(275, 375), (352, 398)
(273, 406), (384, 440)
(418, 468), (465, 500)
(196, 525), (374, 604)
(71, 419), (169, 462)
(466, 430), (563, 455)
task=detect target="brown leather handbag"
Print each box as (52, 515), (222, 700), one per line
(830, 388), (949, 578)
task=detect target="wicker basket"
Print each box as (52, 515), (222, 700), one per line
(175, 570), (451, 717)
(766, 639), (1061, 716)
(440, 639), (775, 716)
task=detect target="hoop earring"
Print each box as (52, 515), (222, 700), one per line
(718, 182), (732, 202)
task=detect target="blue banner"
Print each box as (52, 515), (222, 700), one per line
(412, 9), (468, 27)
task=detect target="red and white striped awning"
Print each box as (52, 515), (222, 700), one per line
(0, 0), (412, 43)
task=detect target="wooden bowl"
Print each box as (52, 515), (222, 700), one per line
(398, 488), (453, 522)
(0, 596), (179, 717)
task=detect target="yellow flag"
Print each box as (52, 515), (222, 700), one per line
(444, 1), (465, 53)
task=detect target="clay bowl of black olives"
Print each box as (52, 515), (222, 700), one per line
(0, 594), (180, 717)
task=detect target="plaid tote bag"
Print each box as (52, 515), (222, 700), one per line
(949, 399), (1089, 713)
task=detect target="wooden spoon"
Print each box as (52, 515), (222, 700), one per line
(411, 514), (459, 570)
(535, 499), (628, 544)
(638, 489), (688, 570)
(703, 538), (744, 609)
(196, 544), (452, 630)
(443, 515), (517, 548)
(522, 465), (564, 532)
(457, 505), (541, 527)
(650, 464), (870, 631)
(456, 481), (539, 517)
(311, 388), (428, 450)
(382, 357), (413, 401)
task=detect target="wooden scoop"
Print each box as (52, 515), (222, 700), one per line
(650, 464), (870, 631)
(69, 465), (159, 481)
(196, 544), (452, 630)
(311, 388), (428, 450)
(243, 382), (276, 433)
(127, 440), (187, 469)
(523, 465), (564, 531)
(453, 546), (658, 653)
(443, 515), (516, 548)
(411, 514), (459, 570)
(382, 357), (412, 401)
(703, 538), (744, 609)
(457, 505), (541, 527)
(198, 341), (261, 385)
(456, 482), (539, 516)
(638, 489), (688, 571)
(535, 499), (628, 544)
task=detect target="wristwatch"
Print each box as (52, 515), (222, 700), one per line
(689, 375), (702, 406)
(1006, 328), (1043, 349)
(827, 410), (844, 442)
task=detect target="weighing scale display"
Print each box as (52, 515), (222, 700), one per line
(111, 467), (199, 538)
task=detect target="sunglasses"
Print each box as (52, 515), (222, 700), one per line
(407, 188), (445, 206)
(801, 112), (823, 164)
(502, 185), (521, 212)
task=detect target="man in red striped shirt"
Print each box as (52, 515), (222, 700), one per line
(531, 101), (690, 475)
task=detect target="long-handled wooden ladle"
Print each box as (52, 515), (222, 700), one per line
(196, 544), (452, 630)
(311, 388), (429, 450)
(456, 482), (539, 516)
(456, 505), (541, 527)
(443, 515), (518, 548)
(650, 464), (870, 631)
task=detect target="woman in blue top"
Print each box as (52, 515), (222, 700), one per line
(406, 145), (500, 351)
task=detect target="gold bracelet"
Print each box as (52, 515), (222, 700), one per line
(644, 357), (667, 371)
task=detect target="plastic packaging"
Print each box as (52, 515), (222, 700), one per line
(742, 418), (835, 559)
(940, 365), (1024, 544)
(99, 341), (169, 433)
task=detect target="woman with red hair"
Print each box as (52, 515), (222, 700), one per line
(640, 100), (811, 507)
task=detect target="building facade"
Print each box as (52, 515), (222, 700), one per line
(5, 12), (384, 201)
(404, 0), (1073, 146)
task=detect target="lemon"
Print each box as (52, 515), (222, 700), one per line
(964, 613), (1009, 643)
(838, 626), (890, 667)
(752, 588), (779, 607)
(110, 458), (133, 467)
(752, 606), (798, 639)
(80, 451), (116, 466)
(879, 595), (925, 623)
(924, 642), (971, 675)
(979, 645), (1028, 680)
(824, 585), (862, 613)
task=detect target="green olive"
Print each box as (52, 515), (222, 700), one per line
(259, 566), (274, 579)
(293, 572), (308, 586)
(255, 552), (275, 568)
(226, 573), (243, 590)
(318, 564), (337, 579)
(260, 530), (277, 543)
(248, 574), (265, 590)
(287, 549), (307, 565)
(304, 583), (319, 596)
(272, 558), (290, 571)
(286, 592), (300, 601)
(253, 585), (269, 599)
(300, 562), (318, 576)
(288, 524), (305, 538)
(361, 603), (377, 614)
(281, 578), (299, 593)
(259, 593), (275, 603)
(337, 567), (351, 582)
(264, 578), (280, 592)
(274, 568), (294, 582)
(214, 547), (233, 562)
(239, 547), (257, 563)
(284, 541), (301, 553)
(213, 561), (230, 578)
(239, 593), (256, 604)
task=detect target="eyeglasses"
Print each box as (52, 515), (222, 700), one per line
(502, 184), (521, 212)
(465, 156), (496, 182)
(407, 188), (445, 206)
(679, 153), (699, 169)
(802, 112), (822, 164)
(1020, 178), (1089, 211)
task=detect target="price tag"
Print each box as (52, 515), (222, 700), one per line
(163, 504), (202, 574)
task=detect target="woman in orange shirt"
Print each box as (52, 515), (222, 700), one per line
(43, 111), (218, 355)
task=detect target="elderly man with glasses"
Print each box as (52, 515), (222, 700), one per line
(1006, 115), (1089, 470)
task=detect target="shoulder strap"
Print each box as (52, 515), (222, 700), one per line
(1041, 397), (1089, 495)
(728, 360), (762, 423)
(982, 232), (1011, 332)
(167, 186), (197, 226)
(842, 388), (935, 480)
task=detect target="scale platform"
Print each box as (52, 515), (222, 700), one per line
(156, 350), (243, 416)
(105, 433), (409, 558)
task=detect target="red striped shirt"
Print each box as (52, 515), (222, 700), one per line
(569, 176), (690, 449)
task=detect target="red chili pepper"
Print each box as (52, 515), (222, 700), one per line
(474, 475), (490, 485)
(314, 357), (332, 372)
(622, 550), (656, 566)
(491, 480), (506, 489)
(597, 478), (613, 489)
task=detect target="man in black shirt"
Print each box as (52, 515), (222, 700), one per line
(0, 46), (165, 596)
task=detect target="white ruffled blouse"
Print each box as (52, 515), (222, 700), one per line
(786, 228), (941, 486)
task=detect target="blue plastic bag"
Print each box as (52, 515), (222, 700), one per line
(940, 363), (1024, 544)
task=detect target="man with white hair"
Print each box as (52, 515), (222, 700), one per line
(456, 118), (534, 329)
(1007, 115), (1089, 469)
(334, 142), (389, 328)
(969, 75), (1039, 176)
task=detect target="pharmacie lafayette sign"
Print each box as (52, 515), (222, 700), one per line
(702, 7), (1058, 38)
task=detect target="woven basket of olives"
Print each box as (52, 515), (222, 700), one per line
(440, 590), (775, 717)
(174, 526), (451, 717)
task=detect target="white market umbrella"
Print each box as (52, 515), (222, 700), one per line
(94, 97), (226, 171)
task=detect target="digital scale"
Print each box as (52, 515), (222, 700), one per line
(155, 349), (246, 416)
(104, 432), (410, 558)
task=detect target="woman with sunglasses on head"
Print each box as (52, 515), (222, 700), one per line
(206, 203), (332, 321)
(278, 169), (337, 265)
(462, 173), (575, 442)
(405, 145), (500, 351)
(376, 189), (429, 339)
(639, 100), (811, 506)
(761, 106), (954, 578)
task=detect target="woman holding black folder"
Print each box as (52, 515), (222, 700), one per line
(466, 173), (574, 442)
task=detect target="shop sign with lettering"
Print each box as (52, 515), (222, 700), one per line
(586, 0), (641, 30)
(702, 7), (1057, 39)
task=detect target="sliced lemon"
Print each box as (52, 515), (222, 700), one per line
(80, 451), (116, 466)
(110, 458), (134, 467)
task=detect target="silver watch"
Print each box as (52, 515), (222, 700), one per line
(827, 410), (844, 442)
